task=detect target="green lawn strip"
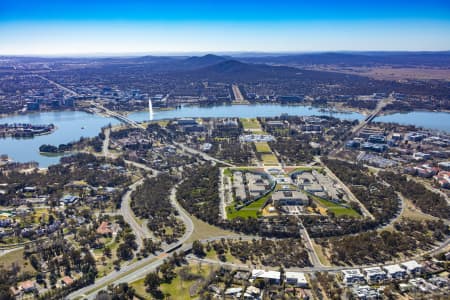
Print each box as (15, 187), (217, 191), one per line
(287, 166), (323, 174)
(240, 118), (261, 130)
(226, 194), (271, 220)
(309, 194), (360, 217)
(254, 142), (272, 153)
(261, 153), (279, 165)
(223, 168), (232, 177)
(252, 130), (267, 135)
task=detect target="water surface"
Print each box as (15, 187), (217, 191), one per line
(1, 105), (448, 167)
(374, 111), (450, 132)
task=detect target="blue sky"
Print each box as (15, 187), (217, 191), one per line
(1, 0), (449, 55)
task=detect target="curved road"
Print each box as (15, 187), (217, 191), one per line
(120, 178), (152, 250)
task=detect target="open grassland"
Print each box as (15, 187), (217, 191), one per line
(131, 262), (216, 300)
(0, 248), (35, 275)
(312, 240), (331, 266)
(93, 238), (121, 278)
(160, 263), (215, 299)
(187, 214), (233, 243)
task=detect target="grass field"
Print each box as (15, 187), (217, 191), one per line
(131, 262), (215, 299)
(186, 214), (233, 243)
(223, 168), (233, 177)
(312, 240), (331, 266)
(93, 238), (122, 278)
(206, 248), (239, 263)
(310, 194), (360, 217)
(286, 166), (323, 174)
(0, 248), (35, 274)
(160, 263), (214, 299)
(254, 142), (272, 153)
(130, 278), (151, 299)
(226, 194), (270, 219)
(261, 153), (279, 166)
(240, 118), (262, 131)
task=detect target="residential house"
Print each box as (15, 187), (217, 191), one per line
(96, 221), (113, 235)
(61, 276), (74, 286)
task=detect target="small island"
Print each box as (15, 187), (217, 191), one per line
(0, 123), (55, 138)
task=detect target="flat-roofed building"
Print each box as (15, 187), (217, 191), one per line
(363, 267), (387, 284)
(272, 190), (308, 206)
(401, 260), (423, 276)
(285, 272), (308, 287)
(304, 183), (323, 193)
(233, 172), (246, 200)
(251, 269), (281, 285)
(342, 269), (365, 286)
(383, 264), (407, 280)
(352, 285), (380, 300)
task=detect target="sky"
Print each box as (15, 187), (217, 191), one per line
(0, 0), (450, 55)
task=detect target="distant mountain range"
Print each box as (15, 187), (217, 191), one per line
(3, 51), (450, 68)
(180, 59), (301, 81)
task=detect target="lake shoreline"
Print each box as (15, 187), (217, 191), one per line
(0, 106), (449, 167)
(2, 102), (449, 120)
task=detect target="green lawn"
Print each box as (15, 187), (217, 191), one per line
(0, 248), (35, 275)
(310, 194), (360, 217)
(287, 166), (323, 174)
(255, 142), (272, 153)
(130, 278), (151, 299)
(226, 194), (271, 219)
(223, 168), (232, 177)
(261, 153), (279, 165)
(240, 118), (262, 130)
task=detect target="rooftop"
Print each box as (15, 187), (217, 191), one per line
(251, 269), (281, 280)
(383, 264), (405, 274)
(342, 269), (363, 276)
(285, 272), (307, 282)
(363, 267), (385, 275)
(401, 260), (422, 270)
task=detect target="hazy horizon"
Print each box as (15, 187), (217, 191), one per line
(3, 50), (450, 59)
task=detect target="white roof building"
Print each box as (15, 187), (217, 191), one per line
(225, 287), (242, 295)
(363, 267), (387, 283)
(341, 269), (365, 285)
(383, 264), (407, 279)
(401, 260), (423, 274)
(251, 269), (281, 284)
(285, 272), (308, 287)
